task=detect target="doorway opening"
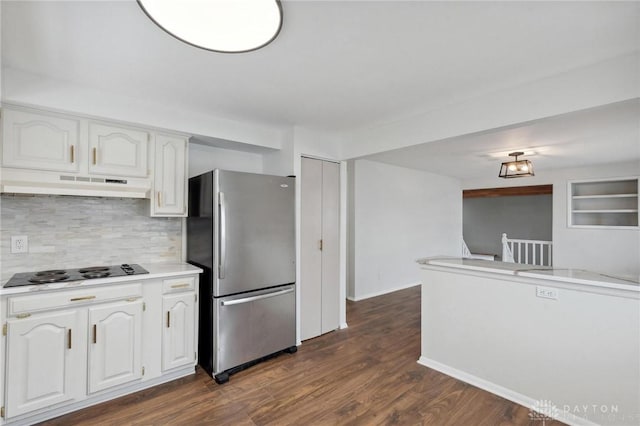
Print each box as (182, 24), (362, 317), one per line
(462, 185), (553, 263)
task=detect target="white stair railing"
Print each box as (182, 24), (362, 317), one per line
(462, 240), (472, 258)
(501, 233), (553, 266)
(462, 239), (496, 261)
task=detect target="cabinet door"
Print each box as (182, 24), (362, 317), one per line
(88, 300), (143, 393)
(88, 122), (149, 177)
(152, 134), (187, 216)
(2, 108), (80, 172)
(5, 310), (85, 418)
(162, 292), (196, 371)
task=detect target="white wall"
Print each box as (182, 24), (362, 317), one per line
(350, 160), (462, 300)
(419, 266), (640, 426)
(262, 128), (294, 176)
(3, 68), (287, 151)
(343, 53), (640, 159)
(188, 143), (264, 177)
(462, 161), (640, 278)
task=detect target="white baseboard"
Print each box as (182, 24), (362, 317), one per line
(6, 367), (195, 426)
(339, 322), (348, 329)
(348, 282), (421, 302)
(417, 356), (599, 426)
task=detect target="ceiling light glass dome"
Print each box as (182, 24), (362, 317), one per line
(138, 0), (283, 53)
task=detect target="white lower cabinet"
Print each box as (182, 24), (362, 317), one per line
(162, 292), (196, 371)
(5, 310), (85, 418)
(1, 272), (199, 424)
(88, 300), (143, 393)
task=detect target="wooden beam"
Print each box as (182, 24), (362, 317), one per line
(463, 184), (553, 198)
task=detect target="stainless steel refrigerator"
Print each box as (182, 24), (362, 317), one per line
(187, 169), (297, 384)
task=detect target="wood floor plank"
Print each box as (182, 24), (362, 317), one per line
(39, 285), (564, 425)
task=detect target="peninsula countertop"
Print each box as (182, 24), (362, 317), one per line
(417, 257), (639, 294)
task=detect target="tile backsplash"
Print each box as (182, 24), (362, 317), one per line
(1, 194), (182, 283)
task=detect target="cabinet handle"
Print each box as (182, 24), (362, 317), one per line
(157, 191), (162, 207)
(70, 295), (96, 302)
(319, 239), (323, 251)
(92, 147), (97, 165)
(70, 145), (75, 163)
(68, 329), (72, 349)
(93, 324), (97, 344)
(166, 311), (171, 328)
(171, 283), (190, 289)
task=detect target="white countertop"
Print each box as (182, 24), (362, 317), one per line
(0, 262), (203, 296)
(417, 257), (639, 293)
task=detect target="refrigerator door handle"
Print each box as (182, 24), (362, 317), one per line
(220, 287), (294, 306)
(219, 191), (226, 279)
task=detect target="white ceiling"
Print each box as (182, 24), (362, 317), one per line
(1, 1), (639, 175)
(363, 99), (640, 179)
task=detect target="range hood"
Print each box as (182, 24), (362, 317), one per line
(0, 168), (151, 198)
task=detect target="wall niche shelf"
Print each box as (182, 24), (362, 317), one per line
(569, 177), (639, 228)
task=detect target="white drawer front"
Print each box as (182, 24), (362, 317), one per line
(162, 276), (195, 293)
(8, 284), (143, 316)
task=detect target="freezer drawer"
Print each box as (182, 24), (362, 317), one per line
(213, 284), (296, 374)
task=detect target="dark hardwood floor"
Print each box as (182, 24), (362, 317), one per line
(41, 286), (562, 425)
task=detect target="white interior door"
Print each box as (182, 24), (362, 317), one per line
(300, 157), (340, 341)
(321, 160), (340, 334)
(300, 157), (323, 340)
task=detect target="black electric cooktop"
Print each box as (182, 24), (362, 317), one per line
(4, 264), (149, 288)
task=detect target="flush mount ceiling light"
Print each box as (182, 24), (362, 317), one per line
(137, 0), (283, 53)
(498, 152), (535, 178)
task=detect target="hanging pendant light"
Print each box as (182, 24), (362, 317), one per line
(137, 0), (283, 53)
(498, 152), (535, 178)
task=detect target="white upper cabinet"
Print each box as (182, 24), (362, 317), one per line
(152, 134), (187, 216)
(88, 122), (149, 177)
(1, 105), (190, 211)
(2, 108), (80, 173)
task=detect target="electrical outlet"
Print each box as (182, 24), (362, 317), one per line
(11, 235), (28, 254)
(536, 286), (558, 300)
